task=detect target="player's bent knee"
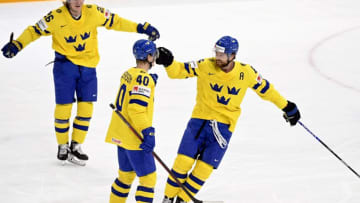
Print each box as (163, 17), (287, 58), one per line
(55, 103), (73, 119)
(77, 102), (93, 117)
(139, 172), (156, 188)
(118, 170), (136, 185)
(173, 154), (195, 172)
(192, 160), (213, 180)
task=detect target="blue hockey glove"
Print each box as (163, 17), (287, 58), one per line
(137, 22), (160, 41)
(282, 100), (300, 126)
(156, 47), (174, 67)
(140, 127), (155, 153)
(149, 73), (158, 85)
(1, 40), (22, 58)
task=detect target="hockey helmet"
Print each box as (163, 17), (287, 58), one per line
(133, 39), (157, 60)
(214, 36), (239, 55)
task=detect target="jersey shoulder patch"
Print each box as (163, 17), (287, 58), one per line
(36, 18), (48, 31)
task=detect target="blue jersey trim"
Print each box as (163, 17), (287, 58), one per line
(129, 99), (148, 107)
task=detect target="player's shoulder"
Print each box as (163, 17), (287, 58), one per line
(86, 4), (111, 19)
(236, 61), (257, 74)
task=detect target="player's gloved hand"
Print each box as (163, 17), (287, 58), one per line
(282, 100), (300, 126)
(140, 127), (155, 153)
(137, 22), (160, 41)
(156, 47), (174, 67)
(149, 73), (158, 85)
(1, 40), (21, 58)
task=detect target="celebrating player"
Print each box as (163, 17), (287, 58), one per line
(1, 0), (160, 165)
(156, 36), (301, 203)
(105, 39), (158, 203)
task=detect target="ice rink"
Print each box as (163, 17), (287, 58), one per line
(0, 0), (359, 202)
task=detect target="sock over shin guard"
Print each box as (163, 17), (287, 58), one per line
(164, 154), (195, 198)
(178, 160), (214, 202)
(136, 172), (156, 203)
(72, 102), (93, 143)
(54, 103), (73, 144)
(110, 170), (136, 203)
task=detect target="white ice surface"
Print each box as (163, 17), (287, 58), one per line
(0, 0), (359, 202)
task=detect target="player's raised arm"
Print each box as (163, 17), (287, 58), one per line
(156, 47), (200, 79)
(93, 4), (160, 41)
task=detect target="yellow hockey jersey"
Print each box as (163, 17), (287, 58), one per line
(165, 58), (288, 132)
(16, 4), (139, 68)
(106, 67), (156, 150)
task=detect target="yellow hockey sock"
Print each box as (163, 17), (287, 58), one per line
(136, 172), (156, 203)
(164, 154), (195, 198)
(178, 160), (213, 202)
(110, 170), (136, 203)
(54, 104), (73, 144)
(71, 102), (93, 144)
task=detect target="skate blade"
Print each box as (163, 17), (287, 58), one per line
(67, 154), (86, 166)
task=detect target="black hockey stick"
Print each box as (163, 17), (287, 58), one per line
(299, 121), (360, 179)
(110, 104), (223, 203)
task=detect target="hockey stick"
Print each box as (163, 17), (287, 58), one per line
(299, 121), (360, 179)
(110, 104), (223, 203)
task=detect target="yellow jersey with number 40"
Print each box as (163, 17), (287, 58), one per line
(165, 58), (288, 132)
(16, 4), (139, 68)
(106, 67), (156, 150)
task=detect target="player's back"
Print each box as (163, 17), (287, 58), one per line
(106, 67), (156, 150)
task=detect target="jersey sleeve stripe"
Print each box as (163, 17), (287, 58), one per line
(102, 19), (109, 26)
(109, 13), (115, 27)
(260, 80), (270, 94)
(129, 99), (148, 107)
(32, 26), (42, 36)
(130, 92), (150, 98)
(191, 67), (198, 76)
(184, 63), (191, 74)
(252, 83), (261, 90)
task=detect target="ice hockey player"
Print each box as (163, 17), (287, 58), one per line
(1, 0), (160, 165)
(155, 36), (301, 203)
(105, 39), (159, 203)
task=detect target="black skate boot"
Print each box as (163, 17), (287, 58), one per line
(162, 196), (175, 203)
(70, 141), (89, 161)
(57, 143), (69, 161)
(175, 197), (187, 203)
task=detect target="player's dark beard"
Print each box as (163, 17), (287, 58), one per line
(216, 59), (230, 68)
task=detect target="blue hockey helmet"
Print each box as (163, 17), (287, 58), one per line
(133, 39), (157, 60)
(214, 36), (239, 55)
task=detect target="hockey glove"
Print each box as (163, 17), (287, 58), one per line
(149, 73), (158, 85)
(282, 100), (300, 126)
(137, 22), (160, 41)
(1, 40), (22, 58)
(140, 127), (155, 153)
(156, 47), (174, 67)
